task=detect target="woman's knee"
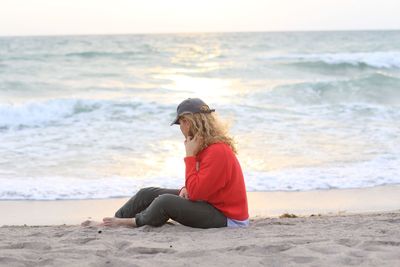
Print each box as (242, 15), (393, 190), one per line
(151, 194), (179, 209)
(135, 187), (157, 199)
(136, 187), (155, 195)
(114, 187), (157, 218)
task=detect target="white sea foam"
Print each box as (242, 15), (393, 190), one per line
(0, 176), (183, 200)
(263, 52), (400, 69)
(0, 155), (398, 200)
(245, 155), (400, 192)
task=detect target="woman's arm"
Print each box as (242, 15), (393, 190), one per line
(184, 145), (228, 201)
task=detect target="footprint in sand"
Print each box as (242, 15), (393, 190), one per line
(307, 245), (341, 255)
(59, 236), (99, 245)
(363, 240), (400, 247)
(125, 246), (176, 255)
(115, 241), (131, 250)
(336, 238), (360, 247)
(0, 256), (23, 266)
(290, 256), (318, 264)
(69, 237), (99, 245)
(230, 244), (293, 255)
(335, 256), (364, 266)
(6, 241), (51, 250)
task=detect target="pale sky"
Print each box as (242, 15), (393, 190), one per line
(0, 0), (399, 36)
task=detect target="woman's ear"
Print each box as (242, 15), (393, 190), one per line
(183, 118), (190, 127)
(180, 118), (187, 127)
(183, 119), (194, 137)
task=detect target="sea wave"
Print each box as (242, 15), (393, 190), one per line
(65, 50), (154, 59)
(0, 99), (99, 129)
(262, 52), (400, 69)
(251, 73), (400, 105)
(0, 50), (161, 62)
(0, 98), (171, 130)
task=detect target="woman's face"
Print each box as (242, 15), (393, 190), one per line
(179, 117), (191, 138)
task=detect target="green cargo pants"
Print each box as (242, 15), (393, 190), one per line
(115, 187), (227, 229)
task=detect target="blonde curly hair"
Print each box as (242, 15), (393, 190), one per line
(180, 112), (237, 154)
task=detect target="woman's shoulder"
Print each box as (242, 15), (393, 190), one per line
(202, 142), (232, 155)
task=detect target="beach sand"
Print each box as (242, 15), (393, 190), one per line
(0, 185), (399, 266)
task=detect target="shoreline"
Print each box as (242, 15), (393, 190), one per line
(1, 184), (399, 226)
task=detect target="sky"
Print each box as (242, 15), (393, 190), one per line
(0, 0), (399, 36)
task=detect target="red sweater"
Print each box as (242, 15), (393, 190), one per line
(184, 142), (249, 221)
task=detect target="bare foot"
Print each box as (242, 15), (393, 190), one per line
(102, 217), (136, 227)
(81, 220), (104, 227)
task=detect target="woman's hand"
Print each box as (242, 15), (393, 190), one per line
(179, 187), (189, 199)
(184, 134), (203, 157)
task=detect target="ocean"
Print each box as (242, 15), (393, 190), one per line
(1, 31), (399, 200)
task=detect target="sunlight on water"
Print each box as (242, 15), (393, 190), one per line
(156, 74), (234, 102)
(170, 44), (223, 65)
(237, 129), (376, 172)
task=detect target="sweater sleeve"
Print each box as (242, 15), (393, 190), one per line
(184, 146), (228, 201)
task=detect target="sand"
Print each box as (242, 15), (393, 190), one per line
(1, 185), (400, 266)
(0, 212), (399, 266)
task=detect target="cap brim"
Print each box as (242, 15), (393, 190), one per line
(170, 116), (180, 126)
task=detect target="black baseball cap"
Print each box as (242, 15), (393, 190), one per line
(170, 98), (215, 126)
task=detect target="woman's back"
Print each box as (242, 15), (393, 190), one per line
(185, 142), (249, 221)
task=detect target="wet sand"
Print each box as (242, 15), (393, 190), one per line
(0, 184), (399, 226)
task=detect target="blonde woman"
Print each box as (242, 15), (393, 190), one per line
(82, 98), (249, 228)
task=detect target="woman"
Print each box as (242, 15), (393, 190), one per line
(82, 98), (249, 228)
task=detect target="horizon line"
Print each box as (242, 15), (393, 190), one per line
(1, 28), (399, 38)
